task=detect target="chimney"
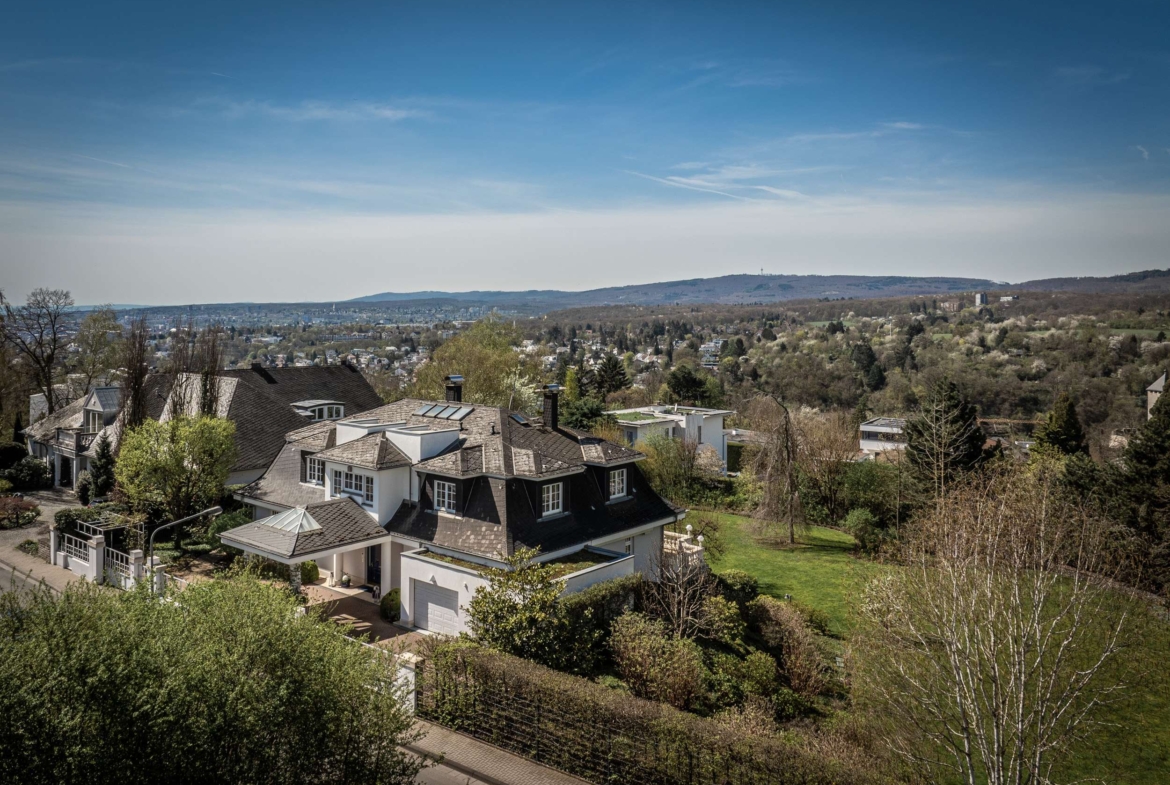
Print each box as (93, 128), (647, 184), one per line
(251, 361), (262, 372)
(444, 374), (464, 403)
(541, 384), (562, 430)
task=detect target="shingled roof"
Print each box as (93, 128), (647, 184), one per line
(313, 432), (411, 471)
(219, 497), (389, 560)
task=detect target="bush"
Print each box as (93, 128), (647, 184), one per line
(381, 588), (401, 622)
(557, 573), (642, 675)
(4, 457), (50, 491)
(76, 471), (92, 506)
(17, 539), (40, 556)
(418, 640), (891, 785)
(790, 599), (833, 636)
(738, 649), (781, 699)
(0, 442), (28, 472)
(715, 569), (759, 609)
(206, 509), (250, 552)
(0, 479), (11, 495)
(54, 507), (101, 530)
(843, 508), (886, 555)
(698, 595), (745, 648)
(0, 497), (40, 529)
(610, 612), (705, 710)
(746, 597), (827, 699)
(300, 560), (320, 585)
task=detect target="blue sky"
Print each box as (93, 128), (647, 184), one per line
(2, 1), (1169, 304)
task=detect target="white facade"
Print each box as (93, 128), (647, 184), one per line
(859, 417), (907, 453)
(610, 405), (732, 469)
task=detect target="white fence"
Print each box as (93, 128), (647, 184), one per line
(62, 534), (89, 563)
(104, 547), (134, 590)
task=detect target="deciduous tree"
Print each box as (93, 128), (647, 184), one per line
(0, 288), (74, 414)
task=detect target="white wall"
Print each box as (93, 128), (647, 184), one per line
(399, 550), (490, 634)
(376, 466), (410, 523)
(561, 553), (634, 594)
(593, 525), (664, 576)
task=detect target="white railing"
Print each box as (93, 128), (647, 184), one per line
(664, 529), (705, 569)
(163, 572), (189, 592)
(63, 534), (89, 563)
(105, 547), (130, 576)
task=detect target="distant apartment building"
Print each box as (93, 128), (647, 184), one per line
(1000, 295), (1019, 303)
(859, 417), (907, 454)
(974, 292), (988, 307)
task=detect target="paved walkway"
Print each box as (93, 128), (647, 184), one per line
(0, 489), (80, 594)
(410, 721), (590, 785)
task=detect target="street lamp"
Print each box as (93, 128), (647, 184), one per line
(149, 506), (222, 594)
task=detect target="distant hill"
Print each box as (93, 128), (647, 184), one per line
(1013, 268), (1170, 294)
(349, 274), (1003, 308)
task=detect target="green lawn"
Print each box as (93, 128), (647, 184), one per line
(707, 513), (874, 637)
(708, 512), (1170, 783)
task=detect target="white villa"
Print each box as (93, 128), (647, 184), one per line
(608, 404), (732, 470)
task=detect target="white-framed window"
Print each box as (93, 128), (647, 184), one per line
(434, 480), (457, 513)
(328, 405), (342, 419)
(364, 475), (374, 503)
(541, 482), (563, 517)
(332, 469), (343, 496)
(608, 468), (627, 499)
(306, 457), (324, 485)
(624, 537), (634, 555)
(335, 469), (373, 503)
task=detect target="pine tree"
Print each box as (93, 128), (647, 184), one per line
(1033, 392), (1087, 455)
(12, 412), (22, 443)
(904, 379), (986, 500)
(594, 354), (630, 398)
(88, 433), (117, 498)
(865, 362), (886, 391)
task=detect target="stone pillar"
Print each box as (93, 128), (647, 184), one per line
(289, 562), (302, 594)
(53, 453), (61, 487)
(396, 652), (422, 714)
(129, 549), (144, 587)
(88, 534), (104, 584)
(380, 541), (393, 601)
(49, 527), (60, 567)
(152, 558), (166, 594)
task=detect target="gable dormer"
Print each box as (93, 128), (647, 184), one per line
(291, 400), (345, 421)
(81, 387), (121, 434)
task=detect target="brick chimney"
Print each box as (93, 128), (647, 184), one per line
(444, 374), (464, 403)
(541, 384), (562, 430)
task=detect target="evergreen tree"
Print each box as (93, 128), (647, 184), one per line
(594, 354), (630, 398)
(12, 412), (22, 443)
(88, 433), (116, 497)
(1118, 395), (1170, 590)
(563, 366), (580, 403)
(865, 362), (886, 391)
(1033, 393), (1087, 455)
(904, 380), (986, 500)
(850, 342), (877, 373)
(666, 364), (705, 404)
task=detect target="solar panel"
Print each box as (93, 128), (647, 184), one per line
(413, 404), (434, 416)
(452, 407), (474, 421)
(435, 406), (458, 419)
(422, 404), (444, 416)
(510, 414), (527, 425)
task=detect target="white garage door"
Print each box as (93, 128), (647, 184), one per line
(413, 581), (461, 635)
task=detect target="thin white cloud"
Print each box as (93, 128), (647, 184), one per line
(625, 171), (754, 201)
(1134, 145), (1150, 160)
(199, 98), (431, 122)
(881, 121), (924, 130)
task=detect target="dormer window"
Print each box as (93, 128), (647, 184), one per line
(608, 468), (627, 499)
(306, 457), (324, 485)
(541, 482), (563, 517)
(434, 480), (457, 514)
(83, 410), (103, 434)
(310, 405), (343, 421)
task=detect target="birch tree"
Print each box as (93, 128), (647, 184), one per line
(853, 466), (1139, 785)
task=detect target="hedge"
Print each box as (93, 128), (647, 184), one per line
(557, 573), (643, 675)
(417, 641), (891, 785)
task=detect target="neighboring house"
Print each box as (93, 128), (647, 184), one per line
(608, 404), (732, 469)
(159, 363), (384, 485)
(23, 363), (383, 490)
(724, 427), (767, 474)
(859, 417), (907, 454)
(1150, 373), (1165, 420)
(225, 376), (691, 635)
(23, 387), (129, 488)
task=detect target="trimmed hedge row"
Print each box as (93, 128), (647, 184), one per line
(417, 641), (891, 785)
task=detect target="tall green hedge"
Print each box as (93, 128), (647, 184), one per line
(557, 573), (643, 675)
(418, 641), (892, 785)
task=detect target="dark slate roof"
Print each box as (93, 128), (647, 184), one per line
(86, 387), (122, 412)
(313, 432), (411, 470)
(23, 397), (85, 442)
(220, 497), (388, 559)
(388, 460), (681, 560)
(238, 437), (332, 510)
(342, 398), (644, 480)
(224, 364), (383, 413)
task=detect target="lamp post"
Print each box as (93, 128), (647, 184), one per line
(149, 506), (222, 595)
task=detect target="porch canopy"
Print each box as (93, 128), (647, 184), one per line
(219, 497), (392, 591)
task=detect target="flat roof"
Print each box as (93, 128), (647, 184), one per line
(861, 417), (906, 430)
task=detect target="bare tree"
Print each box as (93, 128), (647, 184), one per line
(853, 466), (1139, 785)
(793, 409), (857, 523)
(746, 394), (802, 544)
(643, 545), (715, 639)
(193, 324), (225, 416)
(165, 318), (196, 414)
(118, 315), (151, 438)
(70, 305), (121, 393)
(0, 288), (74, 414)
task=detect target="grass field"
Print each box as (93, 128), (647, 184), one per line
(706, 513), (873, 637)
(708, 512), (1170, 783)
